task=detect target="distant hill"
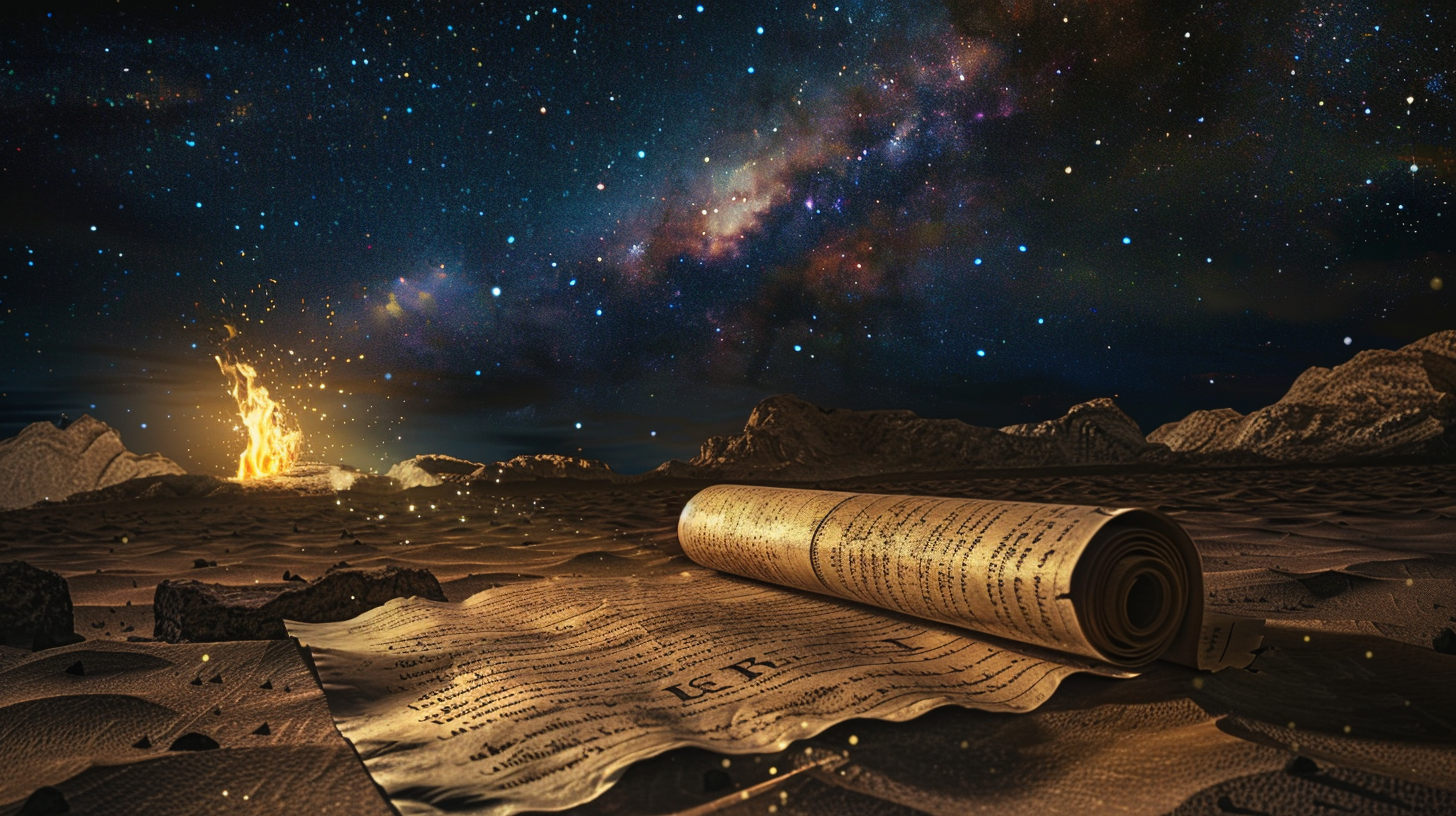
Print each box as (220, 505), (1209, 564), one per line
(385, 330), (1456, 486)
(0, 416), (186, 510)
(652, 330), (1456, 481)
(644, 394), (1170, 482)
(1149, 330), (1456, 462)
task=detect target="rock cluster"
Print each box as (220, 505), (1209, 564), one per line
(389, 453), (621, 487)
(153, 565), (446, 642)
(0, 416), (186, 511)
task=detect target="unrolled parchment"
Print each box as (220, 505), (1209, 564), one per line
(291, 572), (1122, 816)
(291, 486), (1260, 815)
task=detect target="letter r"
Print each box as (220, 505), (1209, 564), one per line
(724, 656), (778, 679)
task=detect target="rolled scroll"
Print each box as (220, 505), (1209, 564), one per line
(678, 485), (1260, 669)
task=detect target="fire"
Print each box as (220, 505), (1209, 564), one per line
(216, 355), (303, 479)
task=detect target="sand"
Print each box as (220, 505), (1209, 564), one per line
(2, 461), (1455, 814)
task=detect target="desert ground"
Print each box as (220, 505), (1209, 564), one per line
(2, 460), (1455, 815)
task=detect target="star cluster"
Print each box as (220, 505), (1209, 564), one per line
(1, 0), (1452, 473)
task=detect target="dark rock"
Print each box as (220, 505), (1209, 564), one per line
(192, 559), (214, 569)
(153, 566), (446, 642)
(1285, 756), (1319, 776)
(1, 561), (79, 650)
(253, 722), (271, 735)
(0, 415), (186, 511)
(17, 786), (69, 815)
(168, 732), (220, 751)
(1434, 628), (1456, 655)
(63, 660), (84, 676)
(209, 673), (223, 684)
(259, 679), (273, 689)
(132, 736), (151, 749)
(190, 676), (203, 685)
(282, 570), (306, 583)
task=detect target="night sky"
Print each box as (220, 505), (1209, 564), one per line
(2, 0), (1452, 476)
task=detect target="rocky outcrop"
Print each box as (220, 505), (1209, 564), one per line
(153, 565), (446, 642)
(1151, 331), (1456, 462)
(388, 453), (622, 487)
(0, 416), (186, 511)
(1, 561), (79, 650)
(1000, 398), (1171, 465)
(62, 474), (240, 505)
(667, 393), (1166, 481)
(488, 454), (620, 482)
(387, 456), (454, 488)
(391, 454), (483, 486)
(1147, 408), (1245, 454)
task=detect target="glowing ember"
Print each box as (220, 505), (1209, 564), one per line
(216, 355), (303, 479)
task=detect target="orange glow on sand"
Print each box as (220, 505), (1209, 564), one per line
(216, 355), (303, 479)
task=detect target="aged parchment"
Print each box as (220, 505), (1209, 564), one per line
(292, 487), (1259, 815)
(291, 572), (1122, 816)
(679, 486), (1262, 670)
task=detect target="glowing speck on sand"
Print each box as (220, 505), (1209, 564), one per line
(216, 353), (303, 480)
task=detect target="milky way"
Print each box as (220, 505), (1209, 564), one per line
(1, 0), (1452, 473)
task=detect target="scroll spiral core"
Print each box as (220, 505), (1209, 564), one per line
(1073, 516), (1191, 667)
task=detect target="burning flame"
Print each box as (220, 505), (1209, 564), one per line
(216, 355), (303, 479)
